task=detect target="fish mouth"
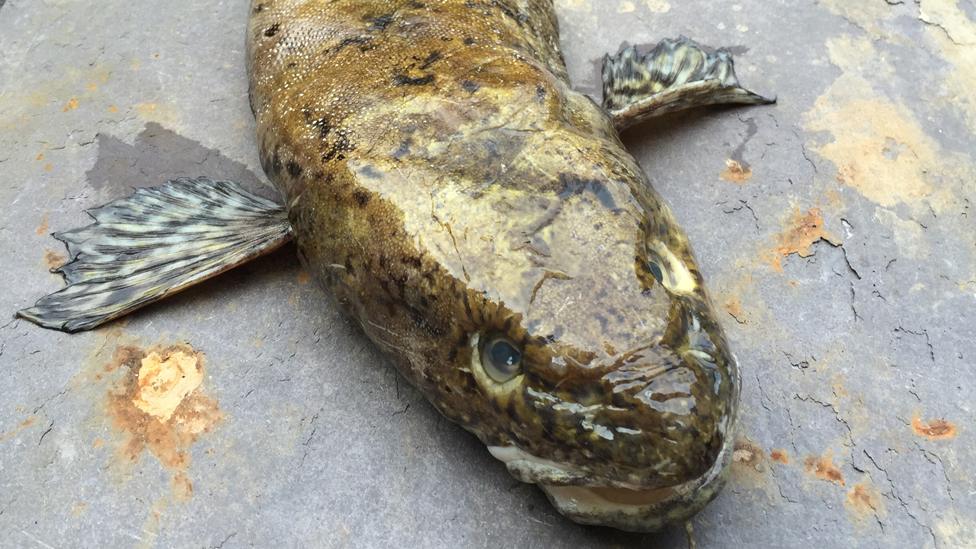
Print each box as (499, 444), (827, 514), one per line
(487, 431), (734, 532)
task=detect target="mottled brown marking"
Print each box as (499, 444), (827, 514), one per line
(720, 159), (752, 183)
(912, 415), (957, 440)
(769, 449), (790, 464)
(63, 97), (79, 111)
(804, 452), (845, 486)
(105, 344), (222, 501)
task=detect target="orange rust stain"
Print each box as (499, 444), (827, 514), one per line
(724, 297), (747, 324)
(171, 471), (194, 501)
(107, 105), (119, 113)
(832, 379), (849, 399)
(732, 439), (764, 471)
(92, 438), (105, 448)
(104, 344), (222, 500)
(135, 102), (158, 116)
(296, 270), (312, 285)
(63, 98), (79, 111)
(804, 452), (845, 486)
(44, 249), (67, 270)
(825, 188), (844, 208)
(765, 207), (841, 271)
(912, 415), (957, 440)
(86, 82), (99, 92)
(35, 213), (50, 236)
(770, 449), (790, 464)
(0, 416), (37, 442)
(846, 481), (885, 519)
(720, 159), (753, 183)
(43, 163), (53, 172)
(35, 152), (45, 161)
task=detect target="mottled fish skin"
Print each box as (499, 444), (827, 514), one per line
(247, 0), (739, 528)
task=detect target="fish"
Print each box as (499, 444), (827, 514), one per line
(18, 0), (774, 532)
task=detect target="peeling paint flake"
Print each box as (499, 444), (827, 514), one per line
(720, 159), (752, 184)
(132, 349), (204, 422)
(105, 344), (223, 500)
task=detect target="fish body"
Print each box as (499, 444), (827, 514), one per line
(247, 0), (739, 531)
(20, 0), (763, 533)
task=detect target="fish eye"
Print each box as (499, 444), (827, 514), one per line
(647, 260), (664, 285)
(481, 335), (523, 382)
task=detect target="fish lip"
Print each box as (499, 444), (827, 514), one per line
(539, 432), (734, 532)
(487, 417), (736, 532)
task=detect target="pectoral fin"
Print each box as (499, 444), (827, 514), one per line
(18, 177), (292, 332)
(602, 37), (775, 131)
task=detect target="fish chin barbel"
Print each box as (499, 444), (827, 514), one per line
(18, 0), (773, 533)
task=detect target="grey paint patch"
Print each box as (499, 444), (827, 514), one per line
(86, 122), (278, 201)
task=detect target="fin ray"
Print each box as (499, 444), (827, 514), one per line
(18, 177), (292, 332)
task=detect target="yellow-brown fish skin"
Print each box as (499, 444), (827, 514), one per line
(248, 0), (738, 531)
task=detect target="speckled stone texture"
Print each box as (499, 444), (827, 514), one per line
(0, 1), (973, 547)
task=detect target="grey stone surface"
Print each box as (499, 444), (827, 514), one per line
(1, 1), (973, 547)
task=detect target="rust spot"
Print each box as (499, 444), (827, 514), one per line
(105, 344), (222, 501)
(912, 415), (957, 440)
(804, 451), (845, 486)
(35, 152), (45, 161)
(135, 103), (159, 117)
(770, 449), (790, 464)
(846, 481), (885, 520)
(720, 159), (753, 183)
(766, 207), (840, 271)
(70, 502), (88, 517)
(63, 98), (79, 111)
(825, 188), (843, 208)
(107, 105), (119, 113)
(35, 213), (49, 236)
(733, 439), (764, 471)
(297, 270), (312, 285)
(0, 416), (37, 442)
(44, 249), (67, 270)
(43, 163), (53, 172)
(724, 297), (747, 324)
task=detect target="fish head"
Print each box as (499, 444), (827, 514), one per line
(431, 137), (740, 532)
(339, 97), (739, 530)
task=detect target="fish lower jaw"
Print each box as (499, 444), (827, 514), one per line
(487, 436), (734, 533)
